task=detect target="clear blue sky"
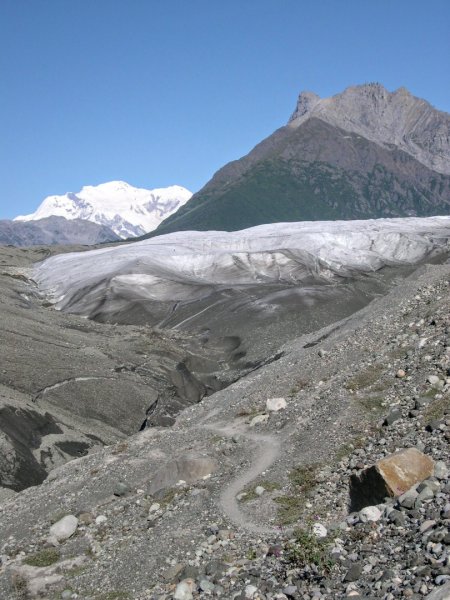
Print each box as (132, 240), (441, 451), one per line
(1, 0), (449, 219)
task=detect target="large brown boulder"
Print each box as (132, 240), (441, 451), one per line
(350, 448), (435, 511)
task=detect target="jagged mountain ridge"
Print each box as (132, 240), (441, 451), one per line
(149, 84), (450, 237)
(0, 216), (120, 246)
(15, 181), (192, 239)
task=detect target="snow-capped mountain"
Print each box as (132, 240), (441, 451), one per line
(15, 181), (192, 239)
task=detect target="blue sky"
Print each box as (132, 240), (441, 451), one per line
(1, 0), (449, 219)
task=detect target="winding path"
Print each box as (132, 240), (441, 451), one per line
(203, 417), (283, 535)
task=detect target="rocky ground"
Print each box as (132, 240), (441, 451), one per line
(0, 251), (449, 599)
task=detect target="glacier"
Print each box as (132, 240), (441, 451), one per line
(15, 181), (192, 239)
(34, 216), (450, 325)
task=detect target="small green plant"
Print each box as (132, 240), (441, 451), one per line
(246, 548), (257, 560)
(23, 548), (60, 567)
(285, 528), (332, 572)
(11, 573), (28, 599)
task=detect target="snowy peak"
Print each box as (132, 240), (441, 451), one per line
(288, 83), (450, 175)
(15, 181), (193, 239)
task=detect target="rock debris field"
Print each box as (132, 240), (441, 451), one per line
(0, 243), (449, 599)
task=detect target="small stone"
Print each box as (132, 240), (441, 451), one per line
(282, 585), (298, 597)
(344, 563), (363, 582)
(149, 503), (161, 513)
(199, 579), (215, 592)
(95, 515), (107, 524)
(427, 375), (444, 389)
(174, 579), (195, 600)
(318, 349), (327, 357)
(255, 486), (265, 496)
(312, 523), (328, 538)
(61, 591), (72, 600)
(245, 584), (259, 598)
(435, 462), (448, 480)
(419, 520), (436, 533)
(49, 515), (78, 541)
(113, 481), (130, 497)
(266, 397), (287, 412)
(250, 414), (269, 427)
(359, 506), (382, 522)
(383, 409), (402, 426)
(396, 369), (406, 378)
(398, 488), (419, 509)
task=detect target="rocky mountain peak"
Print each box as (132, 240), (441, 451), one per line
(288, 83), (450, 175)
(289, 90), (320, 120)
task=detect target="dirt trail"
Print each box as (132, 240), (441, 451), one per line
(203, 417), (282, 535)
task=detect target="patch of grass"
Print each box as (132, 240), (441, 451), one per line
(357, 394), (385, 415)
(239, 481), (281, 502)
(274, 465), (319, 525)
(423, 392), (450, 422)
(285, 528), (333, 572)
(289, 464), (318, 492)
(344, 365), (384, 392)
(23, 548), (60, 567)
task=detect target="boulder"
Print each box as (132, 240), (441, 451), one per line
(350, 448), (434, 511)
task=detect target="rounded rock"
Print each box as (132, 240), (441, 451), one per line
(49, 515), (78, 541)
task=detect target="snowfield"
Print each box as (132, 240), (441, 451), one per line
(34, 217), (450, 319)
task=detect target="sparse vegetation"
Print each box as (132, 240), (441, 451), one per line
(344, 365), (384, 391)
(285, 528), (333, 571)
(423, 392), (450, 422)
(275, 465), (319, 524)
(239, 480), (281, 502)
(23, 548), (60, 567)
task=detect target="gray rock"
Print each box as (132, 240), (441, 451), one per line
(344, 563), (363, 582)
(49, 515), (78, 541)
(435, 461), (448, 480)
(113, 481), (131, 497)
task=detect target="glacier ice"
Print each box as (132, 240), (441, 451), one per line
(34, 216), (450, 322)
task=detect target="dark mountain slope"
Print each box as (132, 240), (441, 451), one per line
(149, 118), (450, 235)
